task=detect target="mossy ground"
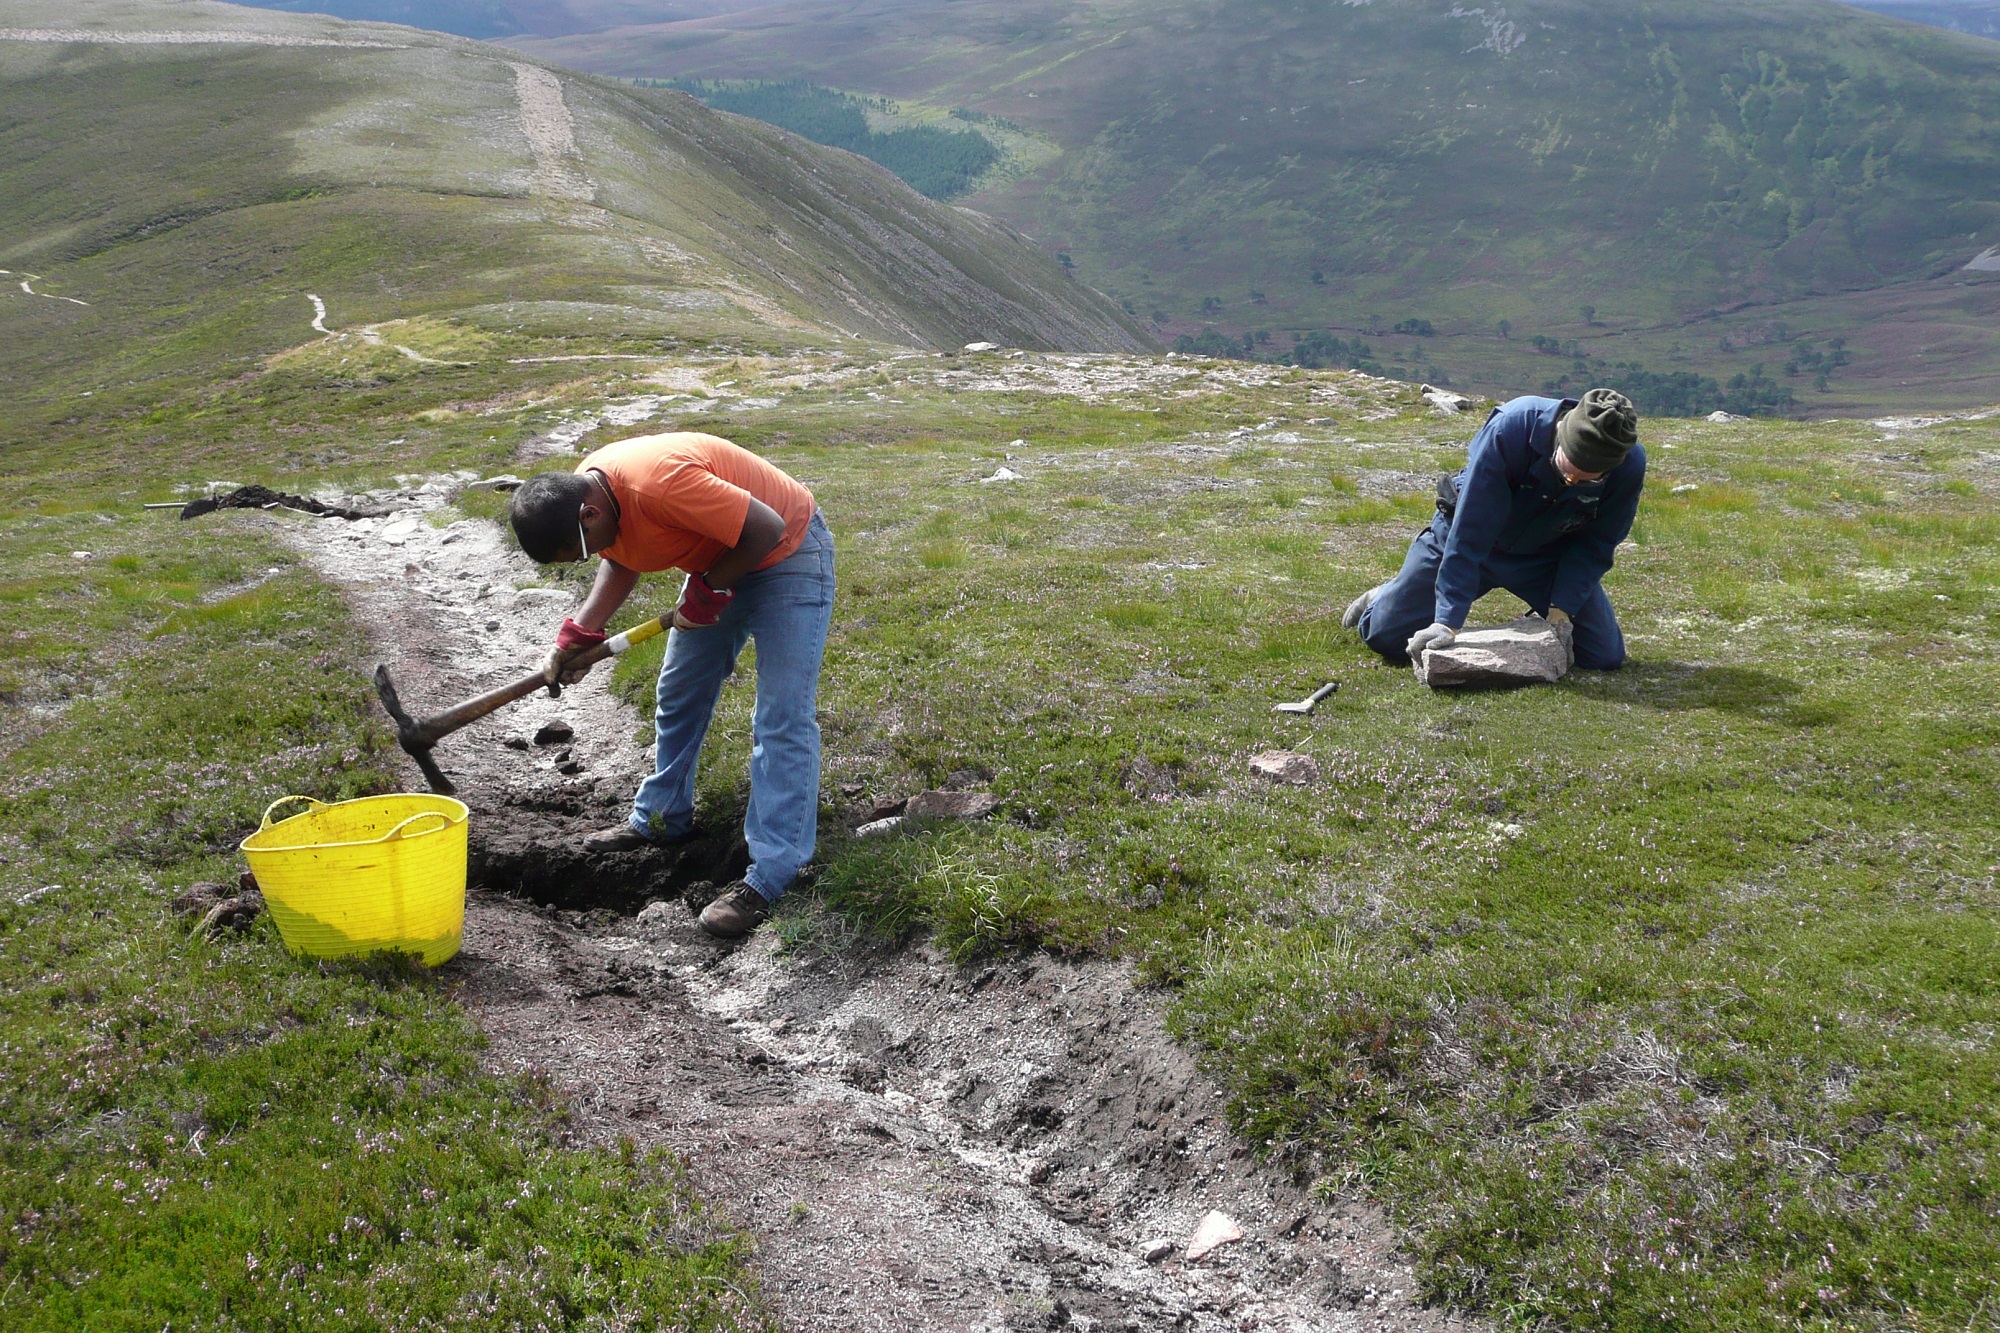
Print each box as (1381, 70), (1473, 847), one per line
(4, 316), (1997, 1331)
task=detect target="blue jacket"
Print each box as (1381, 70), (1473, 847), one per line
(1434, 396), (1645, 628)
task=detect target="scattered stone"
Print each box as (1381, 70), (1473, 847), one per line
(71, 550), (92, 559)
(463, 474), (525, 491)
(484, 619), (501, 631)
(1142, 1238), (1177, 1264)
(962, 341), (1000, 352)
(634, 900), (674, 928)
(557, 760), (585, 775)
(1248, 751), (1320, 785)
(1420, 383), (1476, 414)
(533, 720), (574, 745)
(1415, 614), (1572, 689)
(1185, 1210), (1244, 1262)
(981, 466), (1024, 483)
(502, 735), (531, 750)
(855, 816), (906, 838)
(1706, 410), (1749, 423)
(1671, 482), (1700, 495)
(860, 796), (908, 823)
(837, 780), (866, 800)
(905, 789), (1003, 821)
(1026, 1158), (1054, 1185)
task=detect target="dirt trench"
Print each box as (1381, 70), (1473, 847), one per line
(274, 478), (1481, 1333)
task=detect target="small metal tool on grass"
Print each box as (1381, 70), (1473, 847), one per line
(373, 616), (671, 794)
(1272, 681), (1340, 715)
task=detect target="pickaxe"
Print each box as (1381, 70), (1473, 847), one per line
(372, 617), (670, 794)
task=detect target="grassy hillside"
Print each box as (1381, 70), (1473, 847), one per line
(510, 0), (2000, 413)
(0, 0), (1147, 424)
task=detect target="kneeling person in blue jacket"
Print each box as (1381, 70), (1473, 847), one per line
(1344, 388), (1643, 670)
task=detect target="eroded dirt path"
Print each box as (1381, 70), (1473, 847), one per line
(275, 477), (1479, 1333)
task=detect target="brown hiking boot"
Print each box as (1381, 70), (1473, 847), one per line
(583, 823), (696, 853)
(699, 882), (772, 939)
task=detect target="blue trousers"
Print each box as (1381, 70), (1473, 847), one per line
(1358, 515), (1626, 669)
(627, 511), (835, 900)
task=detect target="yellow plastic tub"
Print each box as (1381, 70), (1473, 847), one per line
(241, 794), (469, 966)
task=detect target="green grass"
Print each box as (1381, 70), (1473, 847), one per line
(0, 495), (767, 1329)
(573, 371), (2000, 1331)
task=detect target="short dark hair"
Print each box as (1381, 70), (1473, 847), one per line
(510, 472), (592, 563)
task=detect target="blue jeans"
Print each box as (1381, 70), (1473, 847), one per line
(1358, 514), (1626, 669)
(628, 511), (835, 901)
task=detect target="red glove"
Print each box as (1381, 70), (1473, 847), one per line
(675, 573), (734, 627)
(555, 618), (607, 652)
(544, 618), (608, 694)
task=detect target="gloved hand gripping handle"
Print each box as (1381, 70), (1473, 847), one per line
(372, 616), (670, 793)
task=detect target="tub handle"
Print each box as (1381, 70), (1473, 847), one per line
(380, 811), (452, 842)
(258, 795), (325, 829)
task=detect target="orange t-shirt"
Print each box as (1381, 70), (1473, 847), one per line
(577, 433), (816, 574)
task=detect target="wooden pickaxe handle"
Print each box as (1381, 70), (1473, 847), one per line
(410, 615), (671, 746)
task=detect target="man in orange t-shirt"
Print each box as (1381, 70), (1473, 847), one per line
(509, 432), (835, 939)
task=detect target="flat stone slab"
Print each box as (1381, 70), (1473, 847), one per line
(1416, 614), (1572, 689)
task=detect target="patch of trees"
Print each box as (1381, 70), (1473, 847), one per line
(1393, 318), (1435, 337)
(651, 79), (1001, 200)
(1784, 336), (1852, 392)
(1171, 328), (1386, 376)
(1542, 363), (1797, 417)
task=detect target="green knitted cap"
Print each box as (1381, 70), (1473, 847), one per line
(1556, 388), (1640, 473)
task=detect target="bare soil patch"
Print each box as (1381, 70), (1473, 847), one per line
(273, 479), (1481, 1333)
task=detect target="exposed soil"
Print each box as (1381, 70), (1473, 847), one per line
(274, 473), (1483, 1333)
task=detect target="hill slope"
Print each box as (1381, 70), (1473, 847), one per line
(510, 0), (2000, 411)
(0, 0), (1148, 408)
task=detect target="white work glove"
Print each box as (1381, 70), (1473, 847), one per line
(1405, 622), (1457, 658)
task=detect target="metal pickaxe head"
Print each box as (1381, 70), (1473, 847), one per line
(373, 664), (458, 794)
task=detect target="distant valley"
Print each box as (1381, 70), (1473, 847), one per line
(509, 0), (2000, 414)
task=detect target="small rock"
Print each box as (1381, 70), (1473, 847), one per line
(1141, 1238), (1176, 1264)
(1671, 482), (1700, 495)
(71, 550), (92, 560)
(942, 769), (988, 791)
(1706, 410), (1748, 423)
(962, 341), (1000, 352)
(557, 761), (585, 776)
(533, 720), (574, 746)
(1420, 384), (1475, 414)
(981, 466), (1024, 483)
(905, 789), (1003, 820)
(861, 796), (909, 823)
(464, 474), (525, 491)
(1185, 1210), (1244, 1262)
(855, 816), (906, 838)
(484, 619), (501, 631)
(1026, 1159), (1054, 1185)
(634, 901), (674, 927)
(238, 869), (259, 894)
(837, 780), (866, 800)
(1248, 751), (1320, 785)
(502, 735), (531, 750)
